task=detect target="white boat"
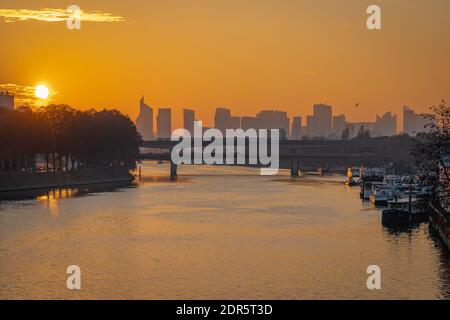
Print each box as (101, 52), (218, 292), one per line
(346, 167), (361, 186)
(359, 168), (384, 200)
(362, 181), (384, 200)
(369, 183), (400, 206)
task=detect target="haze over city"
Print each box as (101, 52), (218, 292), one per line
(1, 0), (449, 130)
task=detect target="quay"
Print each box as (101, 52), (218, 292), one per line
(429, 203), (450, 251)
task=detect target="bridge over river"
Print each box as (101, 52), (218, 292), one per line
(141, 139), (388, 179)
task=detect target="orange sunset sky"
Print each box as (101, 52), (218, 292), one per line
(0, 0), (449, 129)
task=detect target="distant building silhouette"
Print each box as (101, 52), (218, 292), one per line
(403, 106), (433, 136)
(241, 116), (258, 131)
(229, 116), (241, 130)
(183, 109), (195, 135)
(347, 122), (375, 139)
(157, 108), (172, 139)
(339, 112), (397, 139)
(306, 115), (316, 137)
(291, 116), (302, 139)
(256, 110), (289, 137)
(0, 91), (14, 111)
(375, 112), (397, 136)
(135, 96), (154, 140)
(313, 104), (332, 137)
(214, 108), (232, 133)
(213, 108), (242, 131)
(214, 108), (289, 137)
(186, 104), (402, 140)
(332, 115), (346, 137)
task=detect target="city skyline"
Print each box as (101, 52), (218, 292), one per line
(0, 88), (433, 139)
(1, 0), (449, 129)
(133, 96), (431, 140)
(2, 0), (450, 304)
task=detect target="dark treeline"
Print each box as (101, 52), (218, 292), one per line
(0, 105), (142, 173)
(413, 100), (450, 211)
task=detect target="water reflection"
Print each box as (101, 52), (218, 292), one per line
(36, 188), (79, 201)
(137, 175), (192, 185)
(36, 190), (63, 217)
(1, 162), (450, 299)
(0, 181), (135, 203)
(431, 231), (450, 299)
(382, 223), (425, 236)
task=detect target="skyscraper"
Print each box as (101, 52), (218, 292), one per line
(403, 106), (415, 135)
(0, 91), (14, 111)
(241, 116), (258, 131)
(157, 108), (172, 139)
(214, 108), (231, 133)
(375, 112), (397, 136)
(183, 109), (195, 135)
(333, 115), (346, 137)
(313, 104), (332, 137)
(403, 106), (433, 136)
(306, 115), (316, 137)
(135, 96), (154, 140)
(291, 116), (302, 139)
(256, 110), (289, 137)
(229, 116), (241, 129)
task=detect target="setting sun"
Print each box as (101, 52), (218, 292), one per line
(35, 85), (49, 99)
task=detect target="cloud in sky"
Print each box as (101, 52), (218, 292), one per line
(0, 8), (125, 23)
(0, 84), (57, 106)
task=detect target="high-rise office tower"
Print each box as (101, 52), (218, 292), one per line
(0, 91), (14, 111)
(214, 108), (231, 133)
(157, 108), (172, 139)
(241, 116), (258, 131)
(313, 104), (332, 137)
(256, 110), (289, 137)
(403, 106), (432, 136)
(333, 115), (346, 137)
(306, 115), (316, 137)
(229, 116), (241, 130)
(183, 109), (195, 135)
(375, 112), (397, 136)
(135, 96), (154, 140)
(403, 106), (416, 135)
(291, 116), (302, 139)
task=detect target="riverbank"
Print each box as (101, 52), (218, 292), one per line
(0, 167), (134, 193)
(429, 202), (450, 251)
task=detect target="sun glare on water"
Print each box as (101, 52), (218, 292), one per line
(35, 85), (49, 99)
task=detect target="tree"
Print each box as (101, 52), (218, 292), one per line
(341, 127), (350, 140)
(0, 105), (142, 173)
(354, 125), (371, 140)
(414, 100), (450, 211)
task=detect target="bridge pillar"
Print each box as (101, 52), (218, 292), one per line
(290, 160), (300, 178)
(170, 161), (177, 181)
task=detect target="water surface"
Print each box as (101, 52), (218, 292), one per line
(1, 162), (449, 299)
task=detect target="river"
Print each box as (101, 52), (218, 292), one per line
(0, 161), (449, 299)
